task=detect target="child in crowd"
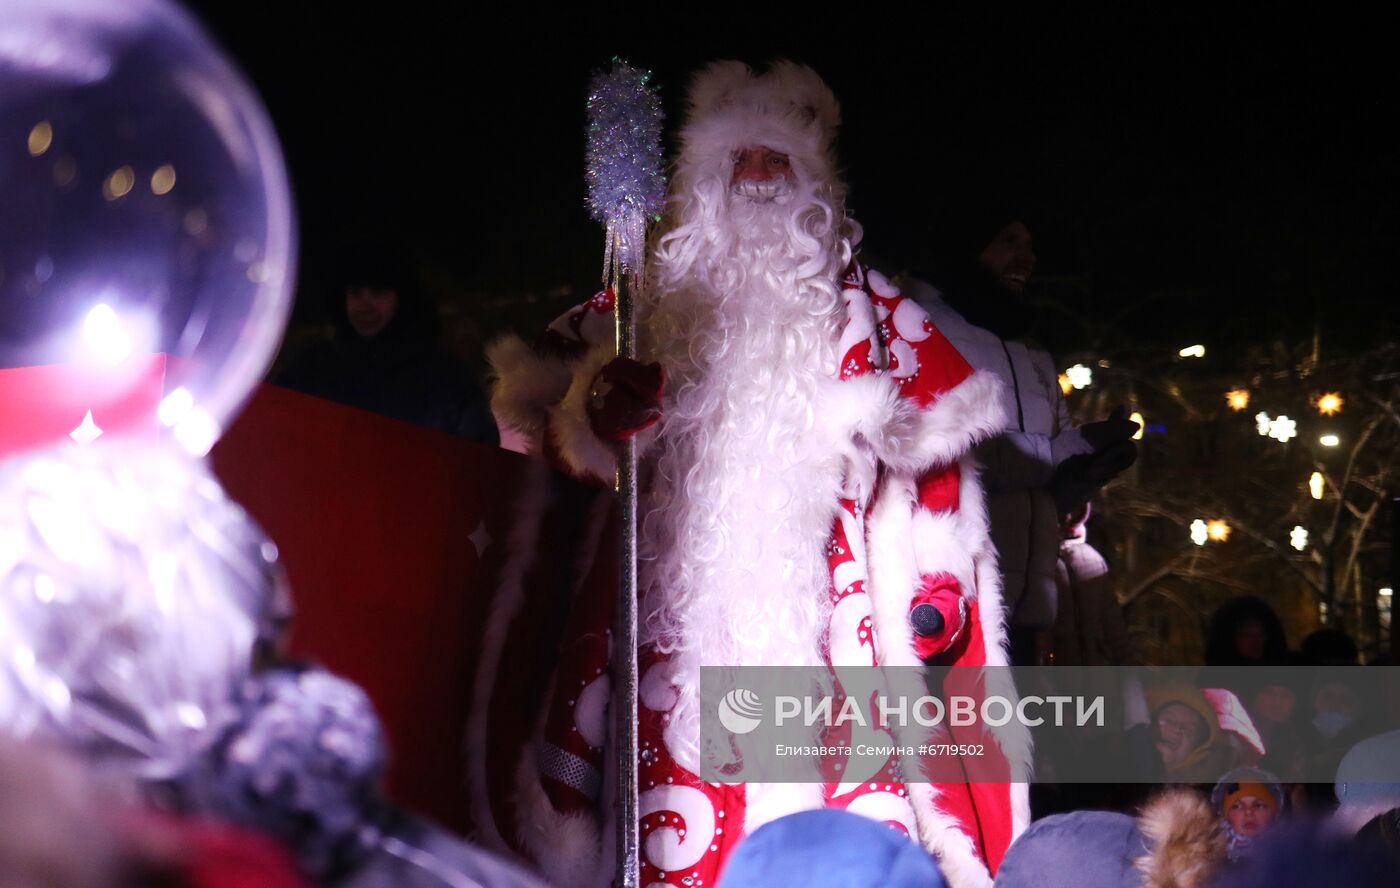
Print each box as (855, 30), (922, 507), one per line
(1211, 768), (1284, 864)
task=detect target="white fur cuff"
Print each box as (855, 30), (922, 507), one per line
(488, 334), (572, 442)
(513, 743), (604, 888)
(874, 371), (1008, 473)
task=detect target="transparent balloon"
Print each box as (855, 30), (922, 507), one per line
(0, 0), (295, 457)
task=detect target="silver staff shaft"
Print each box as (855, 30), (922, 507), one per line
(614, 255), (641, 888)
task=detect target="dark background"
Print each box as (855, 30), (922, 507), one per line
(186, 4), (1398, 353)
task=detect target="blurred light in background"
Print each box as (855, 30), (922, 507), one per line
(27, 120), (52, 156)
(1190, 519), (1208, 546)
(1290, 525), (1309, 551)
(1316, 392), (1343, 415)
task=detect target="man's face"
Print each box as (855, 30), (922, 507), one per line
(1235, 620), (1267, 660)
(346, 287), (397, 338)
(1313, 682), (1360, 720)
(1253, 684), (1296, 724)
(977, 221), (1037, 295)
(731, 145), (796, 202)
(1153, 702), (1207, 768)
(1225, 795), (1277, 837)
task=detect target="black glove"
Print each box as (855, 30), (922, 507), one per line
(1080, 406), (1140, 452)
(1050, 441), (1138, 513)
(1083, 439), (1138, 481)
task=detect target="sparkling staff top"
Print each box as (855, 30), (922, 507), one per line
(585, 59), (665, 283)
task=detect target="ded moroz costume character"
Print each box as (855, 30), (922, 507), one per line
(487, 61), (1028, 888)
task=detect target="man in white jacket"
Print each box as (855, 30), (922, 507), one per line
(904, 216), (1137, 665)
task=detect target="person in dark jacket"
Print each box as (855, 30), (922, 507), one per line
(1204, 597), (1289, 669)
(1350, 807), (1400, 876)
(1301, 670), (1385, 809)
(1198, 596), (1292, 725)
(901, 207), (1137, 665)
(277, 242), (497, 444)
(1300, 628), (1360, 666)
(1234, 652), (1310, 780)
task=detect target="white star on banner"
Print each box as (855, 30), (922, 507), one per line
(468, 520), (492, 557)
(69, 410), (103, 445)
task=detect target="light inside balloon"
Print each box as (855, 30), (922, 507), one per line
(158, 386), (194, 427)
(82, 303), (133, 364)
(173, 407), (220, 458)
(27, 120), (52, 156)
(101, 165), (136, 201)
(150, 164), (176, 195)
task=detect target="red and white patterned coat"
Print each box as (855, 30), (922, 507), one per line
(487, 266), (1030, 888)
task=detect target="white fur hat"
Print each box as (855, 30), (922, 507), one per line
(675, 60), (841, 187)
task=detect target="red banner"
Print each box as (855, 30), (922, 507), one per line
(212, 384), (612, 846)
(0, 355), (165, 456)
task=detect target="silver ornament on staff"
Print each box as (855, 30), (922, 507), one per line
(585, 59), (665, 888)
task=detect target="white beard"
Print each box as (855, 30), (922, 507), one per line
(637, 176), (856, 769)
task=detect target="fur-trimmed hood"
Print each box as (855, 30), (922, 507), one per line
(675, 60), (841, 192)
(1135, 788), (1227, 888)
(995, 792), (1228, 888)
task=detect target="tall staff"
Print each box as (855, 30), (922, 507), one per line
(585, 59), (665, 888)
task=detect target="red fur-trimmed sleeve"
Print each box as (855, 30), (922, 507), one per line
(856, 274), (1007, 476)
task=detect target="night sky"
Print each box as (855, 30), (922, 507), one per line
(187, 5), (1397, 353)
